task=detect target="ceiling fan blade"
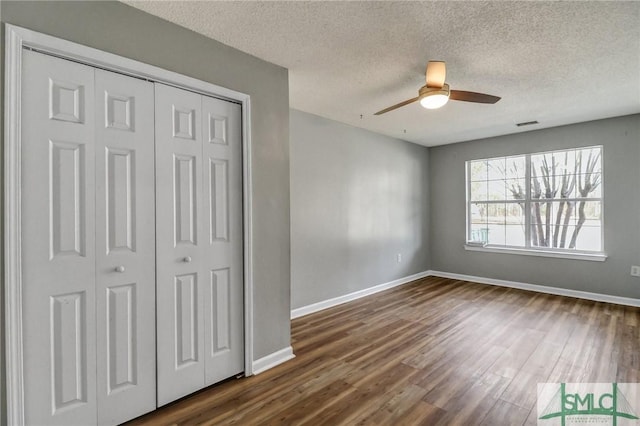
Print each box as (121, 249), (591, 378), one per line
(426, 61), (446, 88)
(374, 97), (419, 115)
(450, 90), (501, 104)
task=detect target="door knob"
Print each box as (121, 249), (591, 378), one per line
(115, 265), (125, 273)
(183, 256), (192, 263)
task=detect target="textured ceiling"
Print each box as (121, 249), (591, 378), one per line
(125, 1), (640, 147)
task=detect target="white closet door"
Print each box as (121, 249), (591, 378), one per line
(94, 69), (156, 424)
(21, 50), (97, 426)
(155, 84), (244, 406)
(155, 84), (206, 405)
(201, 97), (244, 385)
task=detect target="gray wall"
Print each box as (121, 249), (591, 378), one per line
(430, 114), (640, 299)
(0, 1), (4, 421)
(290, 110), (430, 309)
(0, 4), (291, 418)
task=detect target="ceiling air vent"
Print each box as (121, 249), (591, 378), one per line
(516, 120), (539, 127)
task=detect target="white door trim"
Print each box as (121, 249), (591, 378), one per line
(4, 23), (26, 426)
(3, 24), (255, 425)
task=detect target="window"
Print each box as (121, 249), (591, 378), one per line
(466, 146), (603, 256)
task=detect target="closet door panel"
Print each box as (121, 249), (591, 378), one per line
(21, 50), (97, 426)
(202, 97), (244, 385)
(95, 69), (156, 425)
(155, 83), (206, 406)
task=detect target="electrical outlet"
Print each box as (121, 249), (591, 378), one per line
(631, 266), (640, 277)
(397, 253), (402, 263)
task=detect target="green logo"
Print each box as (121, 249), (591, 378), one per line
(538, 383), (639, 425)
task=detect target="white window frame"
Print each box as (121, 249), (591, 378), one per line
(465, 146), (606, 262)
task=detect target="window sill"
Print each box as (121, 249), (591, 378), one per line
(463, 244), (607, 262)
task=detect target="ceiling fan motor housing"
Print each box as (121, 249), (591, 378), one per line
(419, 83), (450, 99)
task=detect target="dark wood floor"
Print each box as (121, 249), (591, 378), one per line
(126, 276), (640, 425)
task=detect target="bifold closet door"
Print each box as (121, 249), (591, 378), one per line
(20, 50), (156, 425)
(155, 85), (206, 404)
(201, 95), (244, 386)
(155, 84), (244, 406)
(22, 48), (98, 426)
(94, 69), (156, 425)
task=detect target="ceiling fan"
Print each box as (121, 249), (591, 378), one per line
(374, 61), (501, 115)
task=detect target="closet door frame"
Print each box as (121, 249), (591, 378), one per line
(4, 24), (255, 426)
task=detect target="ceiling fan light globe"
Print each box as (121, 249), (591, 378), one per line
(420, 93), (449, 109)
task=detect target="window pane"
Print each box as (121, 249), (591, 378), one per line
(576, 147), (602, 175)
(531, 152), (565, 200)
(469, 160), (488, 181)
(505, 203), (525, 247)
(556, 173), (578, 199)
(470, 181), (488, 201)
(470, 203), (488, 225)
(554, 149), (576, 176)
(470, 202), (488, 243)
(575, 226), (601, 251)
(505, 225), (525, 246)
(487, 203), (505, 225)
(505, 203), (524, 224)
(581, 201), (602, 223)
(487, 180), (506, 201)
(505, 156), (525, 179)
(531, 202), (550, 226)
(531, 153), (553, 181)
(470, 224), (490, 243)
(531, 202), (571, 248)
(575, 173), (602, 198)
(506, 178), (525, 200)
(530, 175), (544, 200)
(487, 158), (506, 180)
(486, 224), (506, 245)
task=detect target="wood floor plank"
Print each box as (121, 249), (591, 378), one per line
(260, 379), (355, 425)
(488, 328), (546, 379)
(480, 399), (531, 426)
(306, 363), (419, 425)
(354, 384), (428, 425)
(499, 370), (547, 411)
(126, 277), (640, 426)
(432, 371), (511, 425)
(393, 400), (447, 425)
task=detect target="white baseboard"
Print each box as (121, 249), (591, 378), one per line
(428, 270), (640, 308)
(252, 346), (295, 375)
(291, 270), (432, 319)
